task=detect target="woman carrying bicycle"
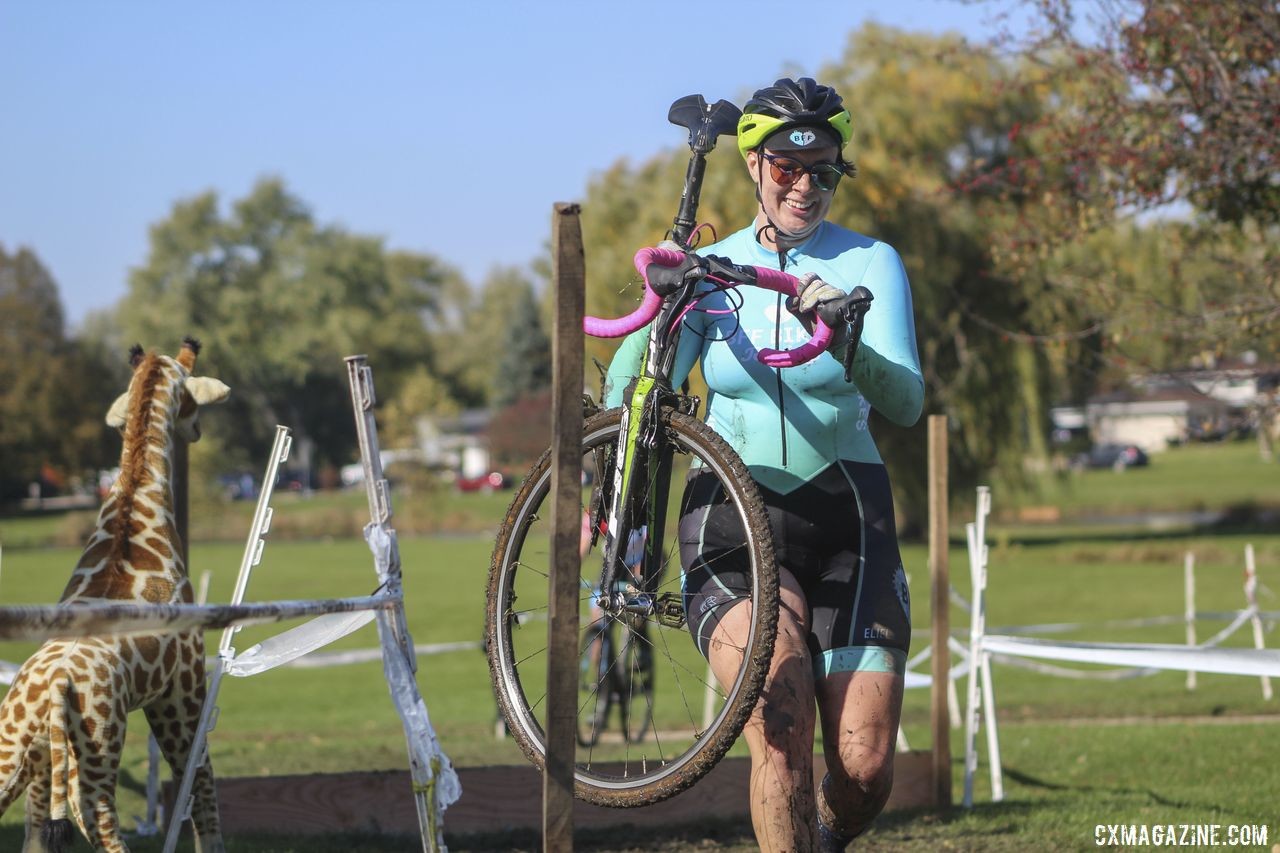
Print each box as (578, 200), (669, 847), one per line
(604, 77), (924, 851)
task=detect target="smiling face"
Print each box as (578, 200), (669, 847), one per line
(746, 144), (840, 251)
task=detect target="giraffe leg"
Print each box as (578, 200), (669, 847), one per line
(144, 675), (224, 853)
(66, 712), (129, 853)
(18, 746), (50, 853)
(0, 667), (41, 819)
(77, 784), (129, 853)
(0, 736), (35, 817)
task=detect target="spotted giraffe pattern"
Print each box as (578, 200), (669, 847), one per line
(0, 340), (230, 853)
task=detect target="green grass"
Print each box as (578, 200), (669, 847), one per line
(0, 484), (519, 550)
(1, 446), (1278, 850)
(1010, 438), (1280, 518)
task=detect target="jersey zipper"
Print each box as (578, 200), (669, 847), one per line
(774, 249), (789, 468)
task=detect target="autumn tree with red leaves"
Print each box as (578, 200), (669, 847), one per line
(982, 0), (1278, 368)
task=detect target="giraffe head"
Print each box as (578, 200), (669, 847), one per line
(105, 337), (230, 443)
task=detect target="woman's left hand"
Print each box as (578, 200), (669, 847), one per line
(787, 272), (849, 349)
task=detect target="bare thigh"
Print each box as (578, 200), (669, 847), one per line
(816, 670), (904, 784)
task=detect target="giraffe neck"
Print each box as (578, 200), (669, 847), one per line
(66, 354), (190, 603)
(112, 355), (183, 550)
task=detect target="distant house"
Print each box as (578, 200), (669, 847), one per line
(1083, 389), (1231, 452)
(1058, 356), (1279, 453)
(1134, 357), (1280, 410)
(415, 409), (493, 478)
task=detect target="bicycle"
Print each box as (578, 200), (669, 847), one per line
(485, 94), (873, 808)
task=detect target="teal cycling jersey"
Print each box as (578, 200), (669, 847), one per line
(604, 221), (924, 495)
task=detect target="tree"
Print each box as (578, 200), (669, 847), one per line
(378, 366), (460, 449)
(489, 269), (552, 408)
(488, 388), (553, 470)
(977, 0), (1279, 367)
(115, 179), (457, 475)
(0, 245), (118, 502)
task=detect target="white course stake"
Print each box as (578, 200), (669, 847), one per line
(1184, 552), (1197, 690)
(164, 426), (292, 853)
(962, 486), (1002, 807)
(348, 356), (459, 851)
(1244, 544), (1272, 701)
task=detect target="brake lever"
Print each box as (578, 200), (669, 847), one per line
(837, 287), (874, 383)
(699, 253), (754, 286)
(644, 251), (710, 296)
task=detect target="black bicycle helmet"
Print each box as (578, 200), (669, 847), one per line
(737, 77), (854, 158)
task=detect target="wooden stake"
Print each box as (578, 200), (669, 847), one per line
(928, 415), (952, 809)
(544, 202), (585, 850)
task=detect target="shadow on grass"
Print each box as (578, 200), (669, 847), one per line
(988, 502), (1280, 550)
(998, 764), (1265, 821)
(1001, 765), (1203, 808)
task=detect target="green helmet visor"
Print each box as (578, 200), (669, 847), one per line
(737, 110), (853, 159)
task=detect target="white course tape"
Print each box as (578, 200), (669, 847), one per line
(990, 653), (1156, 680)
(365, 524), (461, 812)
(282, 640), (482, 669)
(225, 609), (378, 677)
(982, 634), (1280, 678)
(904, 657), (972, 690)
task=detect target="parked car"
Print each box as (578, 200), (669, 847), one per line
(218, 472), (258, 501)
(1072, 443), (1149, 471)
(455, 471), (511, 493)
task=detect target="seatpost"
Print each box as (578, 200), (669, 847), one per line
(671, 151), (708, 247)
(666, 94), (742, 247)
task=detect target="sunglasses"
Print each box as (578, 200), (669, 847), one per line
(760, 152), (845, 192)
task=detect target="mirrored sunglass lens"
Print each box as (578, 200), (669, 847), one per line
(769, 159), (804, 185)
(813, 167), (842, 191)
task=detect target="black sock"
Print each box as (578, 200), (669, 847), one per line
(817, 814), (856, 853)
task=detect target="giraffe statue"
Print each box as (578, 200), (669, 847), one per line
(0, 338), (230, 853)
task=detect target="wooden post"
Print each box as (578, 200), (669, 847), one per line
(928, 415), (952, 809)
(544, 202), (585, 849)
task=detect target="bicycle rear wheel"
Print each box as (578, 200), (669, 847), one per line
(614, 620), (654, 744)
(486, 407), (778, 807)
(577, 621), (612, 748)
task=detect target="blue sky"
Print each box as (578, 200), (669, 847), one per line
(1, 1), (1022, 327)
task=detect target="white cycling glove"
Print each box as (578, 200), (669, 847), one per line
(790, 272), (846, 316)
(787, 272), (852, 352)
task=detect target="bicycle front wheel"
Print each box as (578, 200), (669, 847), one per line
(485, 407), (778, 807)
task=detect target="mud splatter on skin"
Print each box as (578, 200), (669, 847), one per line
(742, 641), (819, 851)
(818, 769), (892, 842)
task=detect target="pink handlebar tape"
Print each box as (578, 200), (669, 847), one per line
(582, 247), (834, 368)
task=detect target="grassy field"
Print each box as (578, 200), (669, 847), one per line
(0, 440), (1277, 850)
(1006, 438), (1279, 518)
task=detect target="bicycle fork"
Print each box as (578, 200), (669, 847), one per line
(592, 381), (686, 630)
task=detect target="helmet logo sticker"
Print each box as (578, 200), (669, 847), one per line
(790, 130), (817, 147)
